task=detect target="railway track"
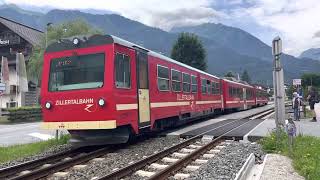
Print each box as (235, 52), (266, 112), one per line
(98, 108), (274, 180)
(0, 108), (273, 180)
(0, 146), (117, 180)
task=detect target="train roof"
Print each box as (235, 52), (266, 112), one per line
(222, 78), (254, 88)
(111, 35), (220, 80)
(45, 34), (221, 80)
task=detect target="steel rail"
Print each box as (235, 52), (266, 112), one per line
(98, 108), (274, 180)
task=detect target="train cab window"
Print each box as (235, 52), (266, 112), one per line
(183, 73), (191, 93)
(49, 53), (105, 91)
(171, 69), (181, 92)
(201, 79), (207, 94)
(157, 65), (170, 91)
(191, 75), (197, 93)
(206, 80), (211, 95)
(115, 53), (131, 88)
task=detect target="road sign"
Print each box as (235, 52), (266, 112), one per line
(293, 79), (301, 86)
(0, 83), (5, 91)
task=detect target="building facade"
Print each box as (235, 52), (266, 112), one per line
(0, 16), (43, 108)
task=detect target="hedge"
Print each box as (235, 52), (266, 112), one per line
(7, 106), (42, 122)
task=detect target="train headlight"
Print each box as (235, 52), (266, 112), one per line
(73, 38), (80, 45)
(98, 98), (105, 107)
(45, 102), (52, 109)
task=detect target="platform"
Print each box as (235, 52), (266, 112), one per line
(166, 105), (273, 137)
(247, 118), (320, 141)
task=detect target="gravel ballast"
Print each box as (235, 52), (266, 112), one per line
(51, 136), (184, 180)
(188, 141), (265, 180)
(0, 144), (72, 169)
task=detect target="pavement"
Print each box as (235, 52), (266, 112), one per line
(0, 122), (67, 147)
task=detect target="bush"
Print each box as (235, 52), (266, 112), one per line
(259, 130), (320, 180)
(7, 106), (42, 122)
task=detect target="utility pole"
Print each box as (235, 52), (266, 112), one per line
(46, 23), (53, 47)
(272, 36), (285, 143)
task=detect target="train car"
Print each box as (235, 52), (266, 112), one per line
(40, 34), (223, 145)
(221, 79), (256, 111)
(255, 87), (269, 106)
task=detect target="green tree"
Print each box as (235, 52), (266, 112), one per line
(301, 73), (320, 88)
(241, 70), (251, 83)
(171, 33), (207, 71)
(27, 19), (102, 83)
(224, 71), (235, 78)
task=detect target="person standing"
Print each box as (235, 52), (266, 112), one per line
(292, 92), (300, 121)
(307, 87), (319, 122)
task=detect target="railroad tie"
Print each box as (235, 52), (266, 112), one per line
(174, 173), (190, 179)
(19, 170), (31, 176)
(172, 152), (188, 158)
(162, 157), (180, 163)
(73, 165), (87, 170)
(202, 153), (215, 159)
(188, 144), (202, 149)
(180, 148), (195, 153)
(149, 163), (169, 170)
(53, 171), (69, 177)
(194, 159), (208, 164)
(184, 165), (200, 172)
(135, 170), (155, 177)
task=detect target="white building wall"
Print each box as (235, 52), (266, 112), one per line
(0, 63), (24, 108)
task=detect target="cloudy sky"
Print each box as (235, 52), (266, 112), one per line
(1, 0), (320, 56)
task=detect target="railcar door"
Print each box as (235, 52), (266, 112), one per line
(136, 50), (151, 128)
(243, 88), (247, 110)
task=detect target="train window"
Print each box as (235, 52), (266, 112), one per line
(171, 69), (181, 92)
(206, 80), (211, 95)
(115, 53), (131, 88)
(183, 73), (191, 93)
(201, 79), (207, 94)
(212, 82), (220, 95)
(191, 75), (197, 93)
(49, 53), (105, 91)
(157, 65), (170, 91)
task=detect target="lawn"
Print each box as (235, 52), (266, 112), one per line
(260, 130), (320, 180)
(0, 135), (69, 163)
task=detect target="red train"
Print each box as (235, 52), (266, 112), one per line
(41, 34), (268, 145)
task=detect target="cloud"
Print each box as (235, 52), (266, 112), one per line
(314, 31), (320, 38)
(231, 0), (320, 55)
(4, 0), (218, 30)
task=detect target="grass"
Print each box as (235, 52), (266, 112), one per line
(0, 135), (70, 163)
(0, 116), (10, 124)
(259, 130), (320, 180)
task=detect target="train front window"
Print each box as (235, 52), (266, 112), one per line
(49, 53), (105, 91)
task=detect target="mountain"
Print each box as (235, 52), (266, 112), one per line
(299, 48), (320, 61)
(0, 5), (319, 85)
(172, 23), (272, 61)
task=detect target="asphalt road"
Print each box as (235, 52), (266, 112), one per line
(0, 122), (67, 147)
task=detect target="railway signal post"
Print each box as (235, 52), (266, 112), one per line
(272, 36), (285, 143)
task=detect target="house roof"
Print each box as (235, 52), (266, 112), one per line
(0, 16), (43, 46)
